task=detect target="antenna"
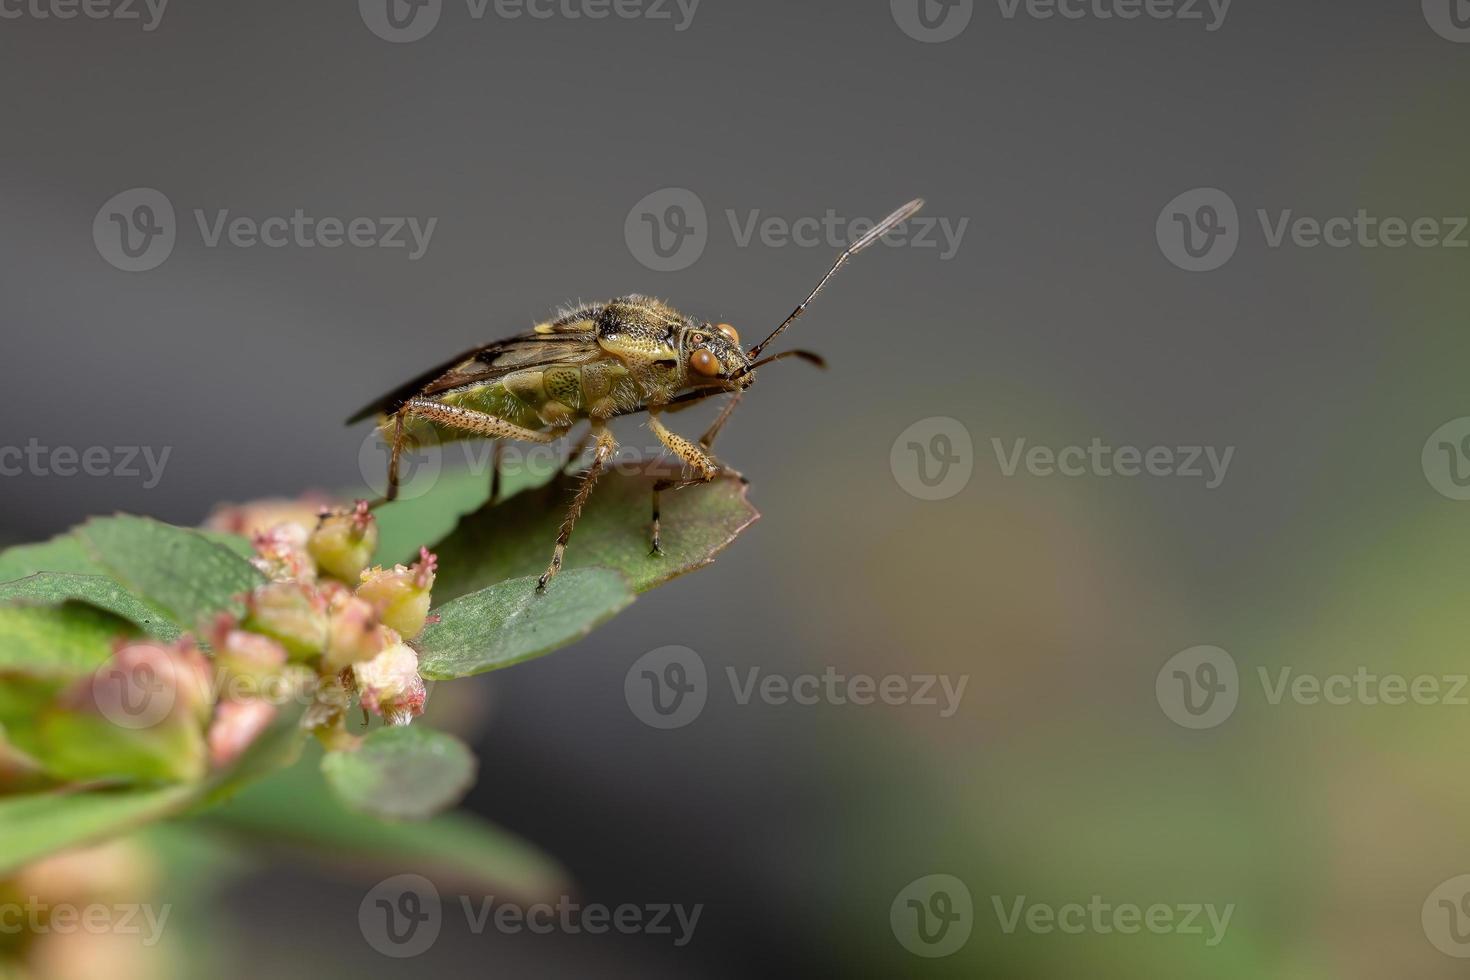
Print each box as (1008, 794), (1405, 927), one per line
(745, 198), (925, 362)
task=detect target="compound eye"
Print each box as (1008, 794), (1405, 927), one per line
(715, 322), (739, 344)
(690, 349), (722, 377)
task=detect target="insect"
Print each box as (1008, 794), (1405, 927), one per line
(348, 198), (924, 592)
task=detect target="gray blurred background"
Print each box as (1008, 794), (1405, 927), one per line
(3, 0), (1470, 976)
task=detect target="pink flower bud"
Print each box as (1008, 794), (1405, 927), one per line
(208, 699), (278, 768)
(352, 640), (426, 726)
(42, 639), (215, 783)
(242, 582), (329, 659)
(250, 522), (317, 583)
(206, 613), (291, 700)
(203, 492), (336, 538)
(355, 549), (437, 639)
(302, 672), (354, 732)
(322, 592), (392, 672)
(73, 638), (213, 727)
(308, 500), (380, 583)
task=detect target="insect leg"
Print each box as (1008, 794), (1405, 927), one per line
(650, 478), (665, 557)
(353, 408), (410, 512)
(537, 422), (617, 593)
(386, 409), (407, 503)
(646, 409), (735, 556)
(405, 398), (558, 444)
(560, 427), (593, 475)
(488, 440), (504, 504)
(647, 410), (718, 481)
(698, 392), (743, 451)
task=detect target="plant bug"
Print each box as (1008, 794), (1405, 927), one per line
(348, 198), (925, 591)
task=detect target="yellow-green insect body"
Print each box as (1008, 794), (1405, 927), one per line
(369, 295), (751, 450)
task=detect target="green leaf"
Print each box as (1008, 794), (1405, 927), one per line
(0, 603), (134, 678)
(431, 464), (758, 602)
(31, 711), (208, 784)
(322, 726), (476, 820)
(0, 533), (107, 583)
(0, 784), (197, 875)
(199, 530), (256, 561)
(417, 569), (633, 679)
(203, 747), (568, 899)
(0, 702), (306, 874)
(78, 515), (264, 625)
(0, 573), (180, 639)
